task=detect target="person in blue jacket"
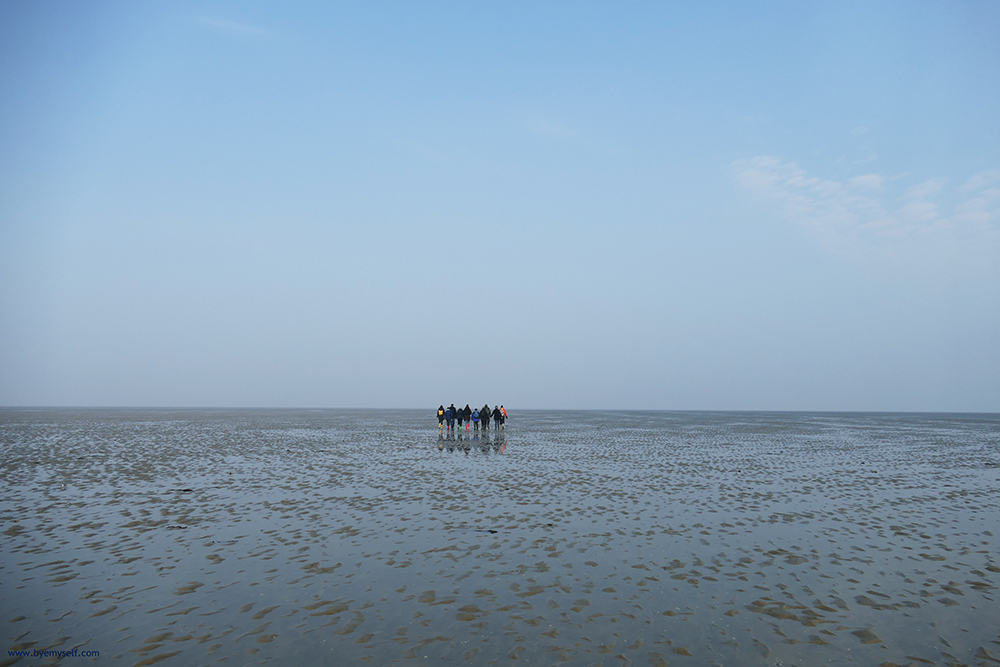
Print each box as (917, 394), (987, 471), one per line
(445, 404), (455, 430)
(471, 408), (480, 430)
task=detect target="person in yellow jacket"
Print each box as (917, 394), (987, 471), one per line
(437, 405), (445, 429)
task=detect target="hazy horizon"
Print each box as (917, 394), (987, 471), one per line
(2, 405), (997, 416)
(2, 2), (998, 412)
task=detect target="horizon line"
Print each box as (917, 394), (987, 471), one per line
(1, 405), (997, 416)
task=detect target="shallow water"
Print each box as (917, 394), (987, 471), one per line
(1, 409), (999, 666)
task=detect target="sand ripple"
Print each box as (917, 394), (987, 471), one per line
(1, 409), (998, 666)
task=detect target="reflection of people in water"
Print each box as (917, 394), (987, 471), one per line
(436, 429), (506, 455)
(487, 427), (504, 452)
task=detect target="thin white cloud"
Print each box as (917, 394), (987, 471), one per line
(854, 149), (879, 164)
(851, 174), (882, 190)
(961, 169), (1000, 192)
(195, 16), (271, 37)
(904, 177), (946, 200)
(733, 156), (1000, 271)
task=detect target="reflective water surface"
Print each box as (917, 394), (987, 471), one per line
(1, 409), (999, 666)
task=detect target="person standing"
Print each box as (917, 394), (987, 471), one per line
(500, 405), (508, 428)
(455, 404), (464, 430)
(437, 405), (445, 429)
(446, 404), (456, 430)
(471, 408), (480, 431)
(463, 405), (472, 430)
(481, 405), (491, 431)
(493, 405), (502, 430)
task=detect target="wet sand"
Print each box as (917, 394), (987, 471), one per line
(1, 409), (998, 666)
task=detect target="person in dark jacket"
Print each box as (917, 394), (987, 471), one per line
(445, 405), (456, 430)
(480, 405), (491, 430)
(463, 405), (472, 430)
(455, 404), (464, 430)
(493, 405), (502, 430)
(437, 405), (445, 429)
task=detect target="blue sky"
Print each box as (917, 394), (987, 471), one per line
(1, 1), (998, 410)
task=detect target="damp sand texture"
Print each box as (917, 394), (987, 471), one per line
(1, 409), (999, 667)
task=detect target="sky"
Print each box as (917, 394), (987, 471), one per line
(1, 1), (998, 411)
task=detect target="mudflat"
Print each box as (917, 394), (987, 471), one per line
(1, 409), (998, 666)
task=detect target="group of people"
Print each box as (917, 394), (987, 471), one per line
(437, 404), (506, 430)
